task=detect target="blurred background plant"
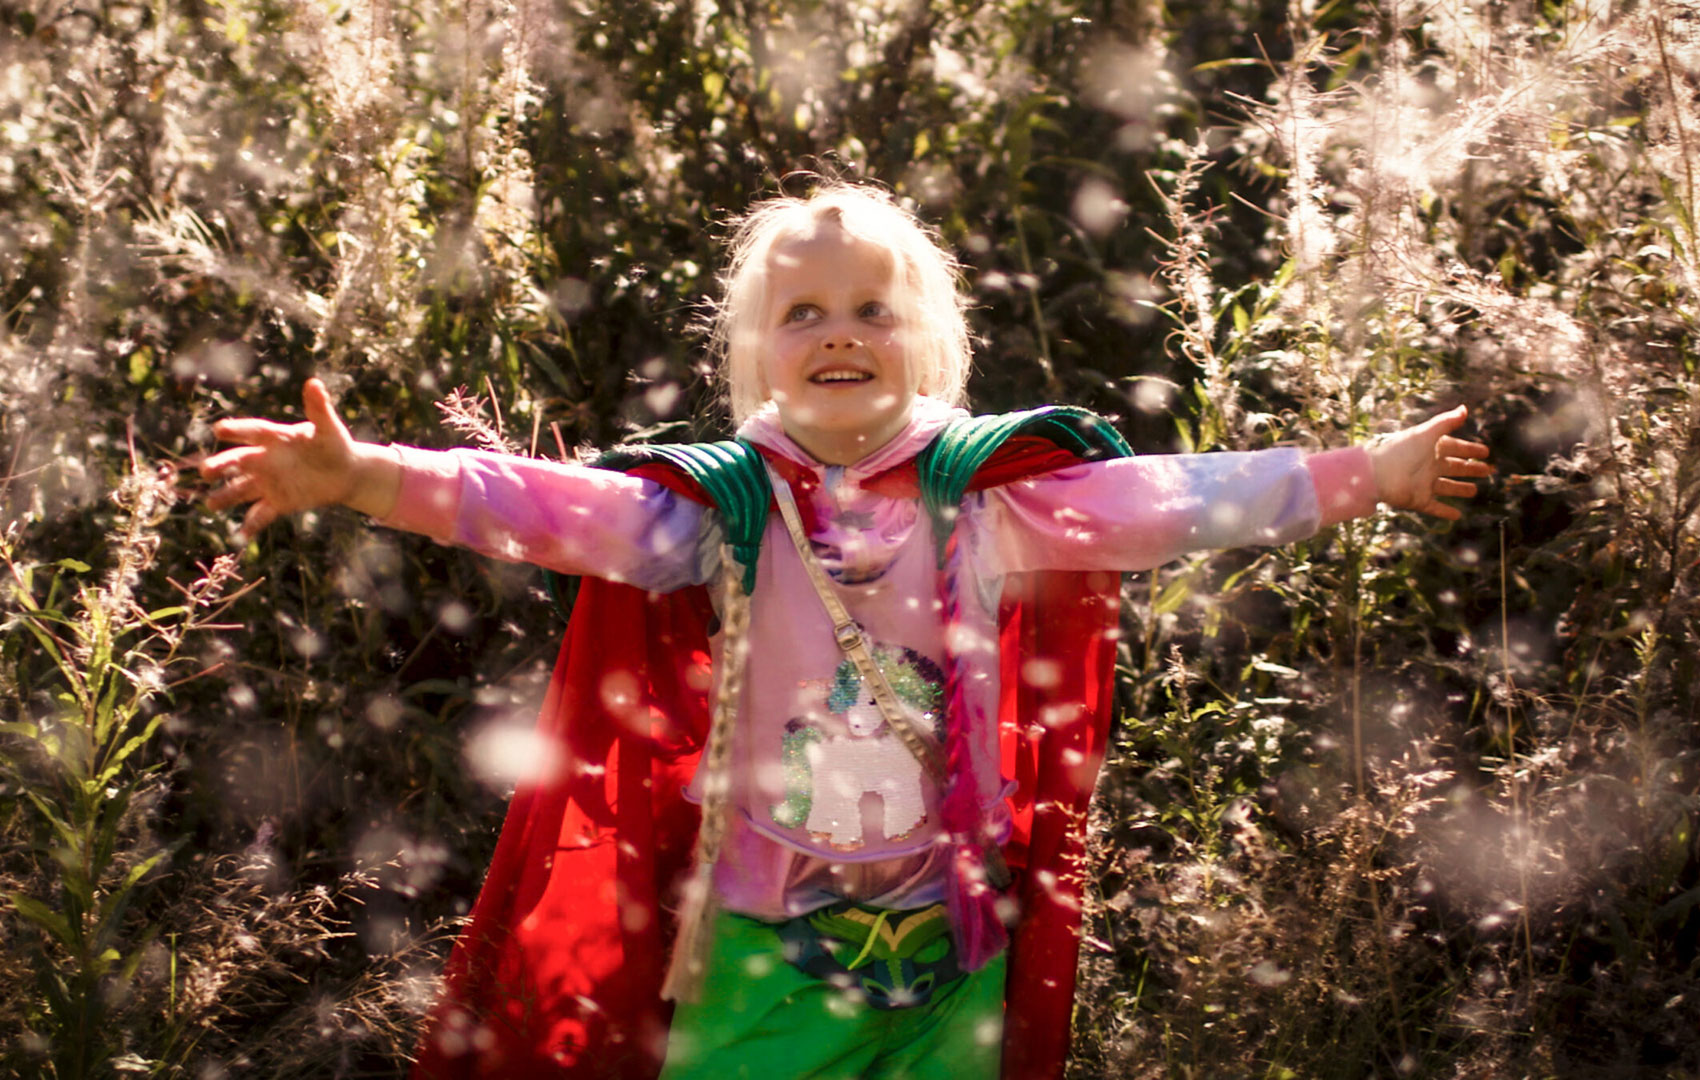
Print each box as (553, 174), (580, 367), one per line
(0, 0), (1694, 1076)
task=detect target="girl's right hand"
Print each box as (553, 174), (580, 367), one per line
(201, 378), (401, 539)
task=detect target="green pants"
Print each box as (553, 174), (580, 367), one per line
(659, 911), (1006, 1080)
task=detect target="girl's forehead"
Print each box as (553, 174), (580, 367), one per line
(766, 220), (896, 277)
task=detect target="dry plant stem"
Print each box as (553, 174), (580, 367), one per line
(1011, 204), (1058, 396)
(1149, 149), (1239, 442)
(1653, 6), (1696, 247)
(1500, 526), (1537, 983)
(1350, 545), (1365, 799)
(484, 374), (505, 441)
(1348, 530), (1408, 1060)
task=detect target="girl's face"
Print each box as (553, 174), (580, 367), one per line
(758, 222), (918, 465)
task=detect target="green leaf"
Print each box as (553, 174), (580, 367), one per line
(1654, 884), (1700, 928)
(24, 790), (80, 854)
(94, 785), (136, 872)
(97, 715), (166, 789)
(19, 618), (82, 705)
(1154, 572), (1197, 617)
(94, 665), (126, 746)
(127, 347), (154, 385)
(120, 928), (159, 982)
(1660, 175), (1696, 243)
(7, 891), (74, 946)
(143, 606), (189, 621)
(1219, 554), (1272, 592)
(1172, 416), (1195, 454)
(1191, 57), (1266, 72)
(93, 847), (176, 956)
(55, 559), (92, 573)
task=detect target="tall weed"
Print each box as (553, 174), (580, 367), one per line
(1, 0), (1695, 1075)
(1074, 2), (1700, 1076)
(1, 459), (248, 1075)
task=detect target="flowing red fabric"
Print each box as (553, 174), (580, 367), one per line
(412, 446), (1120, 1080)
(995, 569), (1122, 1080)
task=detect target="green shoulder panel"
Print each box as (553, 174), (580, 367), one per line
(543, 440), (771, 619)
(916, 405), (1132, 565)
(594, 439), (772, 594)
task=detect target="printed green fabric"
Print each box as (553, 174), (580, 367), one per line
(779, 902), (961, 1010)
(658, 911), (1005, 1080)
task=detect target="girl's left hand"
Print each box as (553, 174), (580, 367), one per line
(1368, 405), (1494, 521)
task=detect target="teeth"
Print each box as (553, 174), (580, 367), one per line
(812, 371), (871, 383)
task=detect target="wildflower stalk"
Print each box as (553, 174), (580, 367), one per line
(1652, 6), (1696, 253)
(1012, 203), (1058, 396)
(1, 459), (253, 1076)
(1148, 141), (1241, 449)
(1500, 526), (1537, 983)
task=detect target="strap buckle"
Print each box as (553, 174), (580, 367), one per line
(833, 621), (865, 651)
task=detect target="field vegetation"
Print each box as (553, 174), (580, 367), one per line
(1, 0), (1696, 1075)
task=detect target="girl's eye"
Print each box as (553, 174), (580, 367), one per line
(859, 301), (891, 319)
(784, 304), (819, 324)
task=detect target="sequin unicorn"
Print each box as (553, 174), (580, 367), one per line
(771, 647), (944, 851)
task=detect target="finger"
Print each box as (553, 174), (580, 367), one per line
(240, 501), (279, 539)
(212, 417), (298, 445)
(1437, 435), (1491, 459)
(1433, 478), (1478, 499)
(1441, 457), (1495, 477)
(1421, 500), (1463, 521)
(1420, 405), (1470, 437)
(206, 475), (260, 512)
(200, 445), (268, 478)
(302, 378), (351, 441)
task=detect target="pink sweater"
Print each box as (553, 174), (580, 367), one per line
(381, 399), (1378, 919)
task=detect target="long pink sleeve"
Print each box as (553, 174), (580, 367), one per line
(377, 445), (712, 591)
(978, 445), (1378, 574)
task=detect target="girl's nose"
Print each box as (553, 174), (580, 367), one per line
(821, 330), (862, 350)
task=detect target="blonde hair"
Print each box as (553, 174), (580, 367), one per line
(710, 181), (974, 424)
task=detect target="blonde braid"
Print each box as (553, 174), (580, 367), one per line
(660, 544), (752, 1002)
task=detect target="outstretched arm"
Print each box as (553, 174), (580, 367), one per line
(200, 379), (712, 589)
(1367, 405), (1493, 521)
(979, 406), (1493, 575)
(201, 377), (401, 538)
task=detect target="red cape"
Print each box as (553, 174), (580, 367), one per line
(412, 438), (1121, 1079)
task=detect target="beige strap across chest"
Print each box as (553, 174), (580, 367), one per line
(766, 464), (946, 784)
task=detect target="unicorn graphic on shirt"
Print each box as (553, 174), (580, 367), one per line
(769, 647), (945, 852)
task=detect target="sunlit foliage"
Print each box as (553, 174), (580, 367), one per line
(1, 0), (1696, 1076)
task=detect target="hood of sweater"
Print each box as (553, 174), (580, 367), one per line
(734, 396), (967, 582)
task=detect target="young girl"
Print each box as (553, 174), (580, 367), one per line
(201, 183), (1492, 1079)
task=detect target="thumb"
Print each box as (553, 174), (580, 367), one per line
(302, 378), (350, 440)
(1429, 404), (1469, 433)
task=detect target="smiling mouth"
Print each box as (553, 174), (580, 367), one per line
(810, 371), (873, 384)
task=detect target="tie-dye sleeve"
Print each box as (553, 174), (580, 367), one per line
(377, 445), (714, 592)
(978, 446), (1377, 574)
